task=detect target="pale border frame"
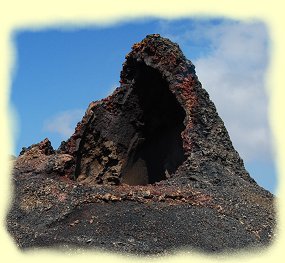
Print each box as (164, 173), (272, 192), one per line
(1, 0), (284, 262)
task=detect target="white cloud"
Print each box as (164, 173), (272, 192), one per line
(194, 21), (271, 162)
(43, 109), (84, 138)
(160, 20), (273, 163)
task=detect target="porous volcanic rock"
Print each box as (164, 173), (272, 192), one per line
(7, 34), (276, 255)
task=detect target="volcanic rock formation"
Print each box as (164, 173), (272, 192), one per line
(7, 34), (275, 255)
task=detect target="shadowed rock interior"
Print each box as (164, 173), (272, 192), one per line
(121, 61), (186, 185)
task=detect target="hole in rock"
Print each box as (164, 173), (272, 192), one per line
(121, 62), (187, 186)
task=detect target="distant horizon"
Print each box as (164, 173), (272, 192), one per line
(10, 18), (277, 193)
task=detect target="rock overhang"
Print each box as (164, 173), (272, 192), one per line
(8, 34), (276, 253)
(17, 34), (253, 186)
(56, 34), (201, 186)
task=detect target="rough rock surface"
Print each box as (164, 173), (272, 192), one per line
(7, 34), (275, 255)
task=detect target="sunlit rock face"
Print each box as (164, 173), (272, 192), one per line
(7, 34), (276, 254)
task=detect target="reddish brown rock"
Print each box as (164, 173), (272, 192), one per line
(7, 34), (276, 255)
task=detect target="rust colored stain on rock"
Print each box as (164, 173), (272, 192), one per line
(7, 35), (275, 254)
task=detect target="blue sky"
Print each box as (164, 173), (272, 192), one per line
(10, 18), (277, 193)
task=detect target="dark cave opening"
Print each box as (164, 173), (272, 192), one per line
(121, 62), (187, 186)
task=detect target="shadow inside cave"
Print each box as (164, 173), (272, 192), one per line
(121, 62), (186, 185)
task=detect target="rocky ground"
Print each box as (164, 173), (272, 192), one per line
(7, 34), (276, 255)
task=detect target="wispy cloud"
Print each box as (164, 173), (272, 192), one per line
(159, 19), (272, 163)
(43, 109), (84, 138)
